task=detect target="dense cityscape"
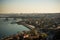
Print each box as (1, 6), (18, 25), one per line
(0, 13), (60, 40)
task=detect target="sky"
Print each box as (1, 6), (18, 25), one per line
(0, 0), (60, 14)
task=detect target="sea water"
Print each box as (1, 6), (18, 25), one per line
(0, 18), (29, 38)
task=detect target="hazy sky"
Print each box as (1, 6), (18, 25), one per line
(0, 0), (60, 14)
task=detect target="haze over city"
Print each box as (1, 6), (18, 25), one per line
(0, 0), (60, 40)
(0, 0), (60, 14)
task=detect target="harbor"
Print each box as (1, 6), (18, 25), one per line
(0, 13), (60, 40)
